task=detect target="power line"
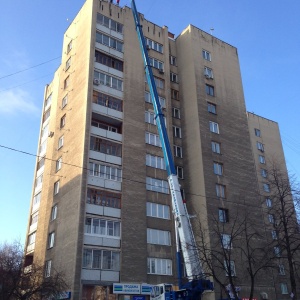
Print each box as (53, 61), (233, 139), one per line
(0, 143), (272, 208)
(0, 57), (61, 80)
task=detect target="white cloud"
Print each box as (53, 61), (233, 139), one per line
(0, 89), (39, 115)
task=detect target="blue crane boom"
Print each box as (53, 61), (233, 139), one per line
(130, 1), (213, 299)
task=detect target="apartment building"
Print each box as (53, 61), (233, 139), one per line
(24, 1), (297, 299)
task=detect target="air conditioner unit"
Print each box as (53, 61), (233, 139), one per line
(260, 292), (268, 300)
(204, 74), (210, 78)
(93, 78), (100, 85)
(159, 69), (164, 74)
(48, 131), (54, 138)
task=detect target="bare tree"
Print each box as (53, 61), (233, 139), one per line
(0, 240), (69, 300)
(194, 210), (273, 300)
(265, 165), (300, 300)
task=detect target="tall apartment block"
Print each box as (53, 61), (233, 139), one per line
(24, 1), (297, 299)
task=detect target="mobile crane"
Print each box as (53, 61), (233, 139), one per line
(131, 1), (214, 300)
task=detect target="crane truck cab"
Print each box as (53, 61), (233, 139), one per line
(151, 284), (188, 300)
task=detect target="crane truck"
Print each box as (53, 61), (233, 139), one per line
(130, 1), (214, 300)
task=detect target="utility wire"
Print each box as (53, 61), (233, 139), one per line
(0, 143), (274, 208)
(0, 57), (61, 80)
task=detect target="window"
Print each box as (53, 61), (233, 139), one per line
(39, 140), (47, 155)
(255, 128), (261, 137)
(176, 166), (184, 179)
(54, 181), (60, 195)
(96, 31), (123, 52)
(172, 108), (180, 119)
(224, 260), (236, 276)
(206, 84), (214, 96)
(65, 57), (71, 70)
(271, 230), (278, 240)
(219, 209), (229, 223)
(173, 126), (182, 138)
(95, 51), (124, 72)
(170, 55), (176, 65)
(62, 95), (68, 108)
(261, 169), (267, 178)
(83, 248), (120, 270)
(30, 212), (39, 226)
(43, 108), (51, 123)
(97, 13), (123, 33)
(91, 119), (119, 133)
(93, 91), (123, 111)
(171, 89), (179, 100)
(28, 232), (36, 245)
(35, 174), (43, 189)
(64, 76), (70, 89)
(45, 93), (52, 107)
(211, 141), (221, 154)
(56, 157), (62, 172)
(149, 57), (164, 71)
(174, 145), (182, 158)
(67, 40), (72, 53)
(147, 258), (172, 275)
(145, 38), (163, 53)
(145, 132), (161, 147)
(146, 177), (169, 194)
(33, 193), (41, 206)
(146, 202), (170, 219)
(146, 154), (166, 170)
(90, 136), (122, 157)
(209, 121), (219, 134)
(153, 76), (164, 89)
(280, 283), (288, 294)
(50, 205), (57, 221)
(87, 188), (121, 208)
(41, 124), (49, 139)
(145, 111), (156, 125)
(259, 155), (265, 164)
(204, 67), (213, 79)
(58, 136), (64, 149)
(45, 260), (51, 278)
(60, 114), (66, 128)
(147, 228), (171, 245)
(216, 184), (226, 198)
(144, 91), (166, 108)
(37, 157), (45, 171)
(170, 72), (178, 83)
(202, 50), (211, 61)
(94, 70), (123, 91)
(89, 162), (122, 181)
(221, 234), (232, 249)
(213, 162), (223, 175)
(274, 246), (281, 257)
(268, 214), (275, 224)
(279, 264), (285, 275)
(263, 183), (270, 193)
(207, 102), (216, 114)
(48, 232), (55, 248)
(257, 142), (264, 152)
(85, 217), (121, 238)
(266, 198), (272, 207)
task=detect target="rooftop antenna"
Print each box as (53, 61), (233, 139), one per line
(210, 28), (214, 35)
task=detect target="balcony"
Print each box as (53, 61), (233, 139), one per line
(87, 175), (121, 191)
(26, 243), (35, 253)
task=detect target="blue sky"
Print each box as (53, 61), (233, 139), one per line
(0, 0), (299, 244)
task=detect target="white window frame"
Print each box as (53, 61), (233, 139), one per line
(94, 70), (123, 91)
(89, 162), (122, 182)
(45, 260), (52, 278)
(216, 184), (226, 198)
(173, 126), (182, 138)
(174, 145), (182, 158)
(145, 38), (163, 53)
(206, 84), (214, 96)
(33, 192), (41, 206)
(209, 121), (219, 134)
(28, 232), (36, 245)
(172, 107), (180, 119)
(58, 136), (64, 149)
(145, 91), (166, 108)
(149, 57), (164, 71)
(65, 57), (71, 70)
(54, 180), (60, 195)
(257, 142), (264, 152)
(280, 283), (288, 294)
(224, 260), (236, 276)
(60, 115), (66, 128)
(213, 162), (223, 175)
(96, 13), (123, 34)
(147, 228), (171, 246)
(146, 154), (166, 170)
(56, 157), (62, 171)
(204, 67), (213, 79)
(45, 94), (52, 107)
(268, 214), (275, 224)
(62, 95), (68, 108)
(255, 128), (261, 137)
(170, 72), (178, 83)
(271, 230), (278, 240)
(202, 49), (211, 61)
(146, 177), (169, 194)
(176, 166), (184, 179)
(96, 31), (123, 52)
(274, 246), (281, 257)
(83, 248), (120, 270)
(261, 169), (267, 178)
(170, 55), (176, 65)
(48, 232), (55, 248)
(145, 132), (161, 147)
(67, 41), (72, 53)
(259, 155), (265, 164)
(266, 198), (272, 207)
(211, 141), (221, 154)
(218, 208), (228, 223)
(221, 234), (232, 249)
(50, 205), (57, 221)
(145, 111), (156, 125)
(147, 258), (172, 275)
(146, 202), (170, 219)
(85, 217), (121, 238)
(263, 183), (270, 193)
(208, 102), (216, 114)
